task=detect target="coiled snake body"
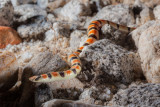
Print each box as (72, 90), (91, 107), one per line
(29, 20), (135, 82)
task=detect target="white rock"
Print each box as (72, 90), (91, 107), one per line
(21, 52), (33, 63)
(69, 30), (87, 50)
(0, 0), (14, 26)
(14, 4), (47, 22)
(44, 29), (55, 41)
(37, 0), (48, 9)
(46, 14), (56, 22)
(132, 20), (160, 83)
(154, 5), (160, 20)
(17, 17), (51, 39)
(55, 0), (91, 21)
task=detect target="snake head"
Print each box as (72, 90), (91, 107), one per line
(29, 76), (40, 82)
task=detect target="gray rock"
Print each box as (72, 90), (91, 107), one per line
(80, 39), (142, 84)
(11, 0), (36, 6)
(108, 83), (160, 106)
(35, 84), (53, 107)
(0, 0), (14, 26)
(85, 4), (135, 28)
(17, 16), (51, 39)
(79, 86), (112, 105)
(26, 51), (68, 75)
(45, 22), (71, 41)
(14, 4), (47, 22)
(42, 99), (105, 107)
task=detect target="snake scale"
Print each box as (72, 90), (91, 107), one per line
(29, 20), (136, 82)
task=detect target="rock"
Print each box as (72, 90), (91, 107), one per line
(131, 20), (160, 83)
(85, 4), (135, 28)
(80, 39), (142, 84)
(17, 16), (51, 39)
(0, 0), (14, 26)
(37, 0), (48, 9)
(27, 51), (68, 75)
(79, 86), (113, 105)
(11, 0), (36, 6)
(89, 0), (111, 13)
(108, 83), (160, 106)
(69, 30), (87, 50)
(45, 22), (71, 41)
(35, 84), (53, 107)
(131, 1), (154, 26)
(47, 0), (70, 12)
(138, 6), (154, 25)
(54, 0), (91, 22)
(14, 4), (47, 22)
(46, 14), (56, 23)
(153, 5), (160, 20)
(42, 99), (104, 107)
(123, 0), (160, 8)
(0, 51), (18, 92)
(51, 87), (82, 100)
(0, 26), (22, 49)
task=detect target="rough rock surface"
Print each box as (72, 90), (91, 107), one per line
(124, 0), (160, 8)
(35, 84), (53, 107)
(26, 51), (68, 75)
(108, 83), (160, 106)
(47, 0), (70, 12)
(85, 4), (135, 28)
(42, 99), (104, 107)
(0, 0), (14, 26)
(14, 4), (47, 22)
(45, 22), (71, 41)
(80, 39), (142, 84)
(17, 17), (51, 39)
(132, 20), (160, 83)
(0, 26), (22, 49)
(0, 51), (18, 92)
(153, 5), (160, 20)
(54, 0), (91, 22)
(79, 86), (113, 105)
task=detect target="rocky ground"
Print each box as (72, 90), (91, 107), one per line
(0, 0), (160, 107)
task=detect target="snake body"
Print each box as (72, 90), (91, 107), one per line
(29, 20), (135, 82)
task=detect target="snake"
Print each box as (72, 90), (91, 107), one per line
(29, 20), (136, 82)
